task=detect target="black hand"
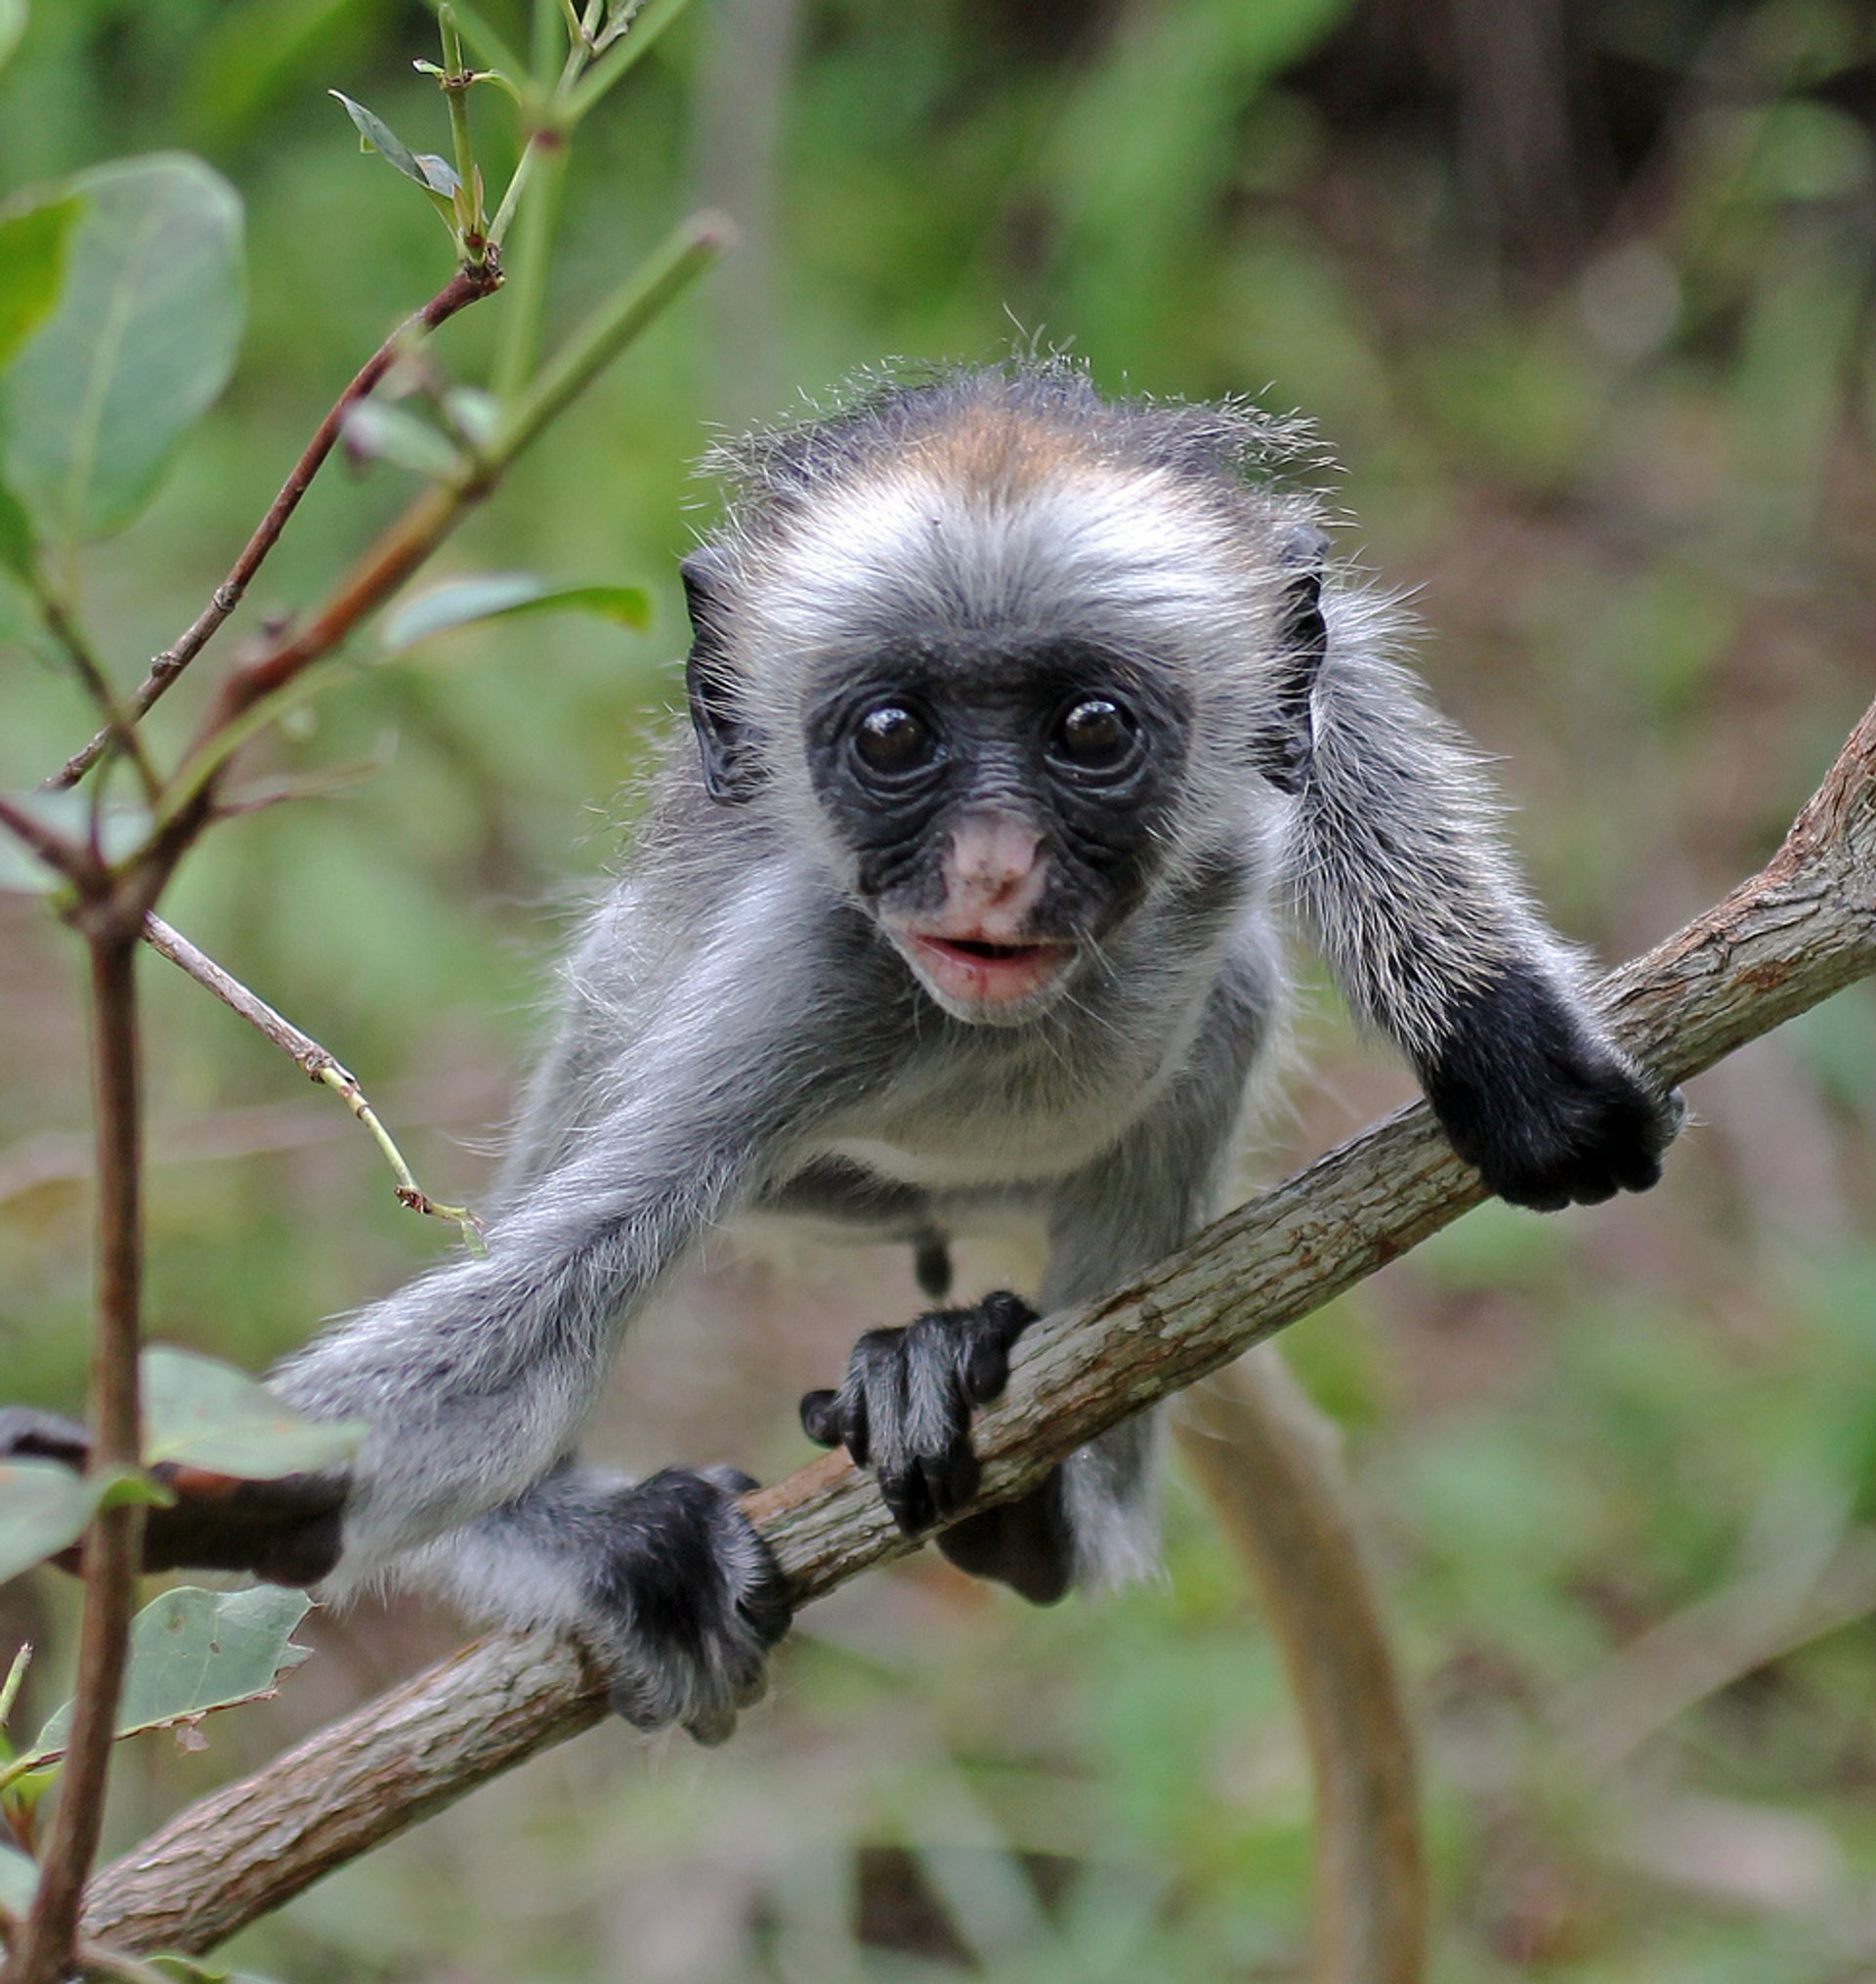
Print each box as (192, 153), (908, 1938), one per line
(800, 1290), (1036, 1534)
(1419, 964), (1684, 1211)
(0, 1405), (347, 1588)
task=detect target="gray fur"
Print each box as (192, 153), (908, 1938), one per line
(263, 361), (1673, 1735)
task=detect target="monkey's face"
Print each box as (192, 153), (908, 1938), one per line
(801, 635), (1191, 1024)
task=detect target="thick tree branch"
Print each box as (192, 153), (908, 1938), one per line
(79, 697), (1876, 1958)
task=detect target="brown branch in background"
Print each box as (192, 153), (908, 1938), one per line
(77, 696), (1876, 1961)
(1175, 1354), (1427, 1984)
(0, 795), (95, 886)
(141, 914), (481, 1241)
(4, 936), (147, 1984)
(44, 260), (505, 795)
(32, 590), (160, 805)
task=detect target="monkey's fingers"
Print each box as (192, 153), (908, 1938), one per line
(958, 1290), (1038, 1404)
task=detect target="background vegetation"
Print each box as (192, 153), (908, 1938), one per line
(2, 0), (1874, 1976)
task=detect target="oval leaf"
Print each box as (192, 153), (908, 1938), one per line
(383, 572), (655, 653)
(0, 190), (79, 380)
(0, 1458), (101, 1584)
(0, 154), (243, 545)
(328, 91), (450, 193)
(143, 1345), (367, 1478)
(27, 1585), (312, 1768)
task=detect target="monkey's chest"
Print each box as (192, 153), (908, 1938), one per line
(808, 1036), (1174, 1191)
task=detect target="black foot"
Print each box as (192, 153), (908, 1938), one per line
(937, 1467), (1074, 1604)
(1420, 965), (1684, 1211)
(581, 1465), (792, 1746)
(0, 1405), (347, 1587)
(799, 1291), (1036, 1535)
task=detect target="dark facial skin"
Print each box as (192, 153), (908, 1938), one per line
(802, 634), (1191, 941)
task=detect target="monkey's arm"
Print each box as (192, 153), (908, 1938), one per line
(1288, 606), (1679, 1207)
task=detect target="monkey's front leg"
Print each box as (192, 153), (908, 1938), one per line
(1417, 966), (1684, 1211)
(408, 1462), (791, 1746)
(798, 1292), (1069, 1594)
(0, 1405), (347, 1586)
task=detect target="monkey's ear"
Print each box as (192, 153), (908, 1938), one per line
(1257, 525), (1329, 795)
(681, 547), (763, 804)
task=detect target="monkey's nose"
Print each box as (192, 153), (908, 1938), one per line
(942, 814), (1047, 932)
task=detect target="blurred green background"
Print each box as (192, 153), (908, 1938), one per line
(3, 0), (1876, 1977)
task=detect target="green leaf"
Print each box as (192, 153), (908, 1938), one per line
(26, 1586), (312, 1769)
(0, 1459), (101, 1584)
(328, 91), (458, 194)
(0, 0), (22, 74)
(0, 1840), (36, 1918)
(340, 399), (463, 481)
(0, 191), (78, 378)
(142, 1345), (368, 1478)
(382, 573), (655, 653)
(0, 155), (243, 545)
(0, 478), (34, 581)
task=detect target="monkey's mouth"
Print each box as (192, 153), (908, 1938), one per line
(895, 928), (1077, 1017)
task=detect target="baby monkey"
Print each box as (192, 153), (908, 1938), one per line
(1, 365), (1678, 1742)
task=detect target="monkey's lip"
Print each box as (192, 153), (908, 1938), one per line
(897, 929), (1077, 1011)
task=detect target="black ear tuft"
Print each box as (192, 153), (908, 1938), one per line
(1258, 525), (1329, 795)
(681, 546), (763, 804)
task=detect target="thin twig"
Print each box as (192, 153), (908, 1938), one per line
(141, 914), (482, 1245)
(31, 590), (160, 805)
(77, 695), (1876, 1960)
(4, 936), (146, 1984)
(43, 260), (505, 795)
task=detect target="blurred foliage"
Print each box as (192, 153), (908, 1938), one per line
(1, 0), (1875, 1978)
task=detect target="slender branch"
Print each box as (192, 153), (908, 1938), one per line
(77, 697), (1876, 1959)
(141, 914), (482, 1243)
(5, 937), (146, 1984)
(31, 590), (160, 805)
(43, 261), (505, 795)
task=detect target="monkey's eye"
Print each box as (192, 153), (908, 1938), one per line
(1050, 696), (1137, 774)
(853, 703), (937, 777)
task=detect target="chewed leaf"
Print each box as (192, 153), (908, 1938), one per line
(0, 1459), (102, 1584)
(26, 1585), (313, 1769)
(383, 573), (655, 653)
(143, 1345), (367, 1478)
(0, 154), (242, 544)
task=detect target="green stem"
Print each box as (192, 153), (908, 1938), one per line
(489, 131), (568, 404)
(438, 7), (485, 262)
(420, 0), (526, 80)
(562, 0), (700, 125)
(493, 211), (730, 462)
